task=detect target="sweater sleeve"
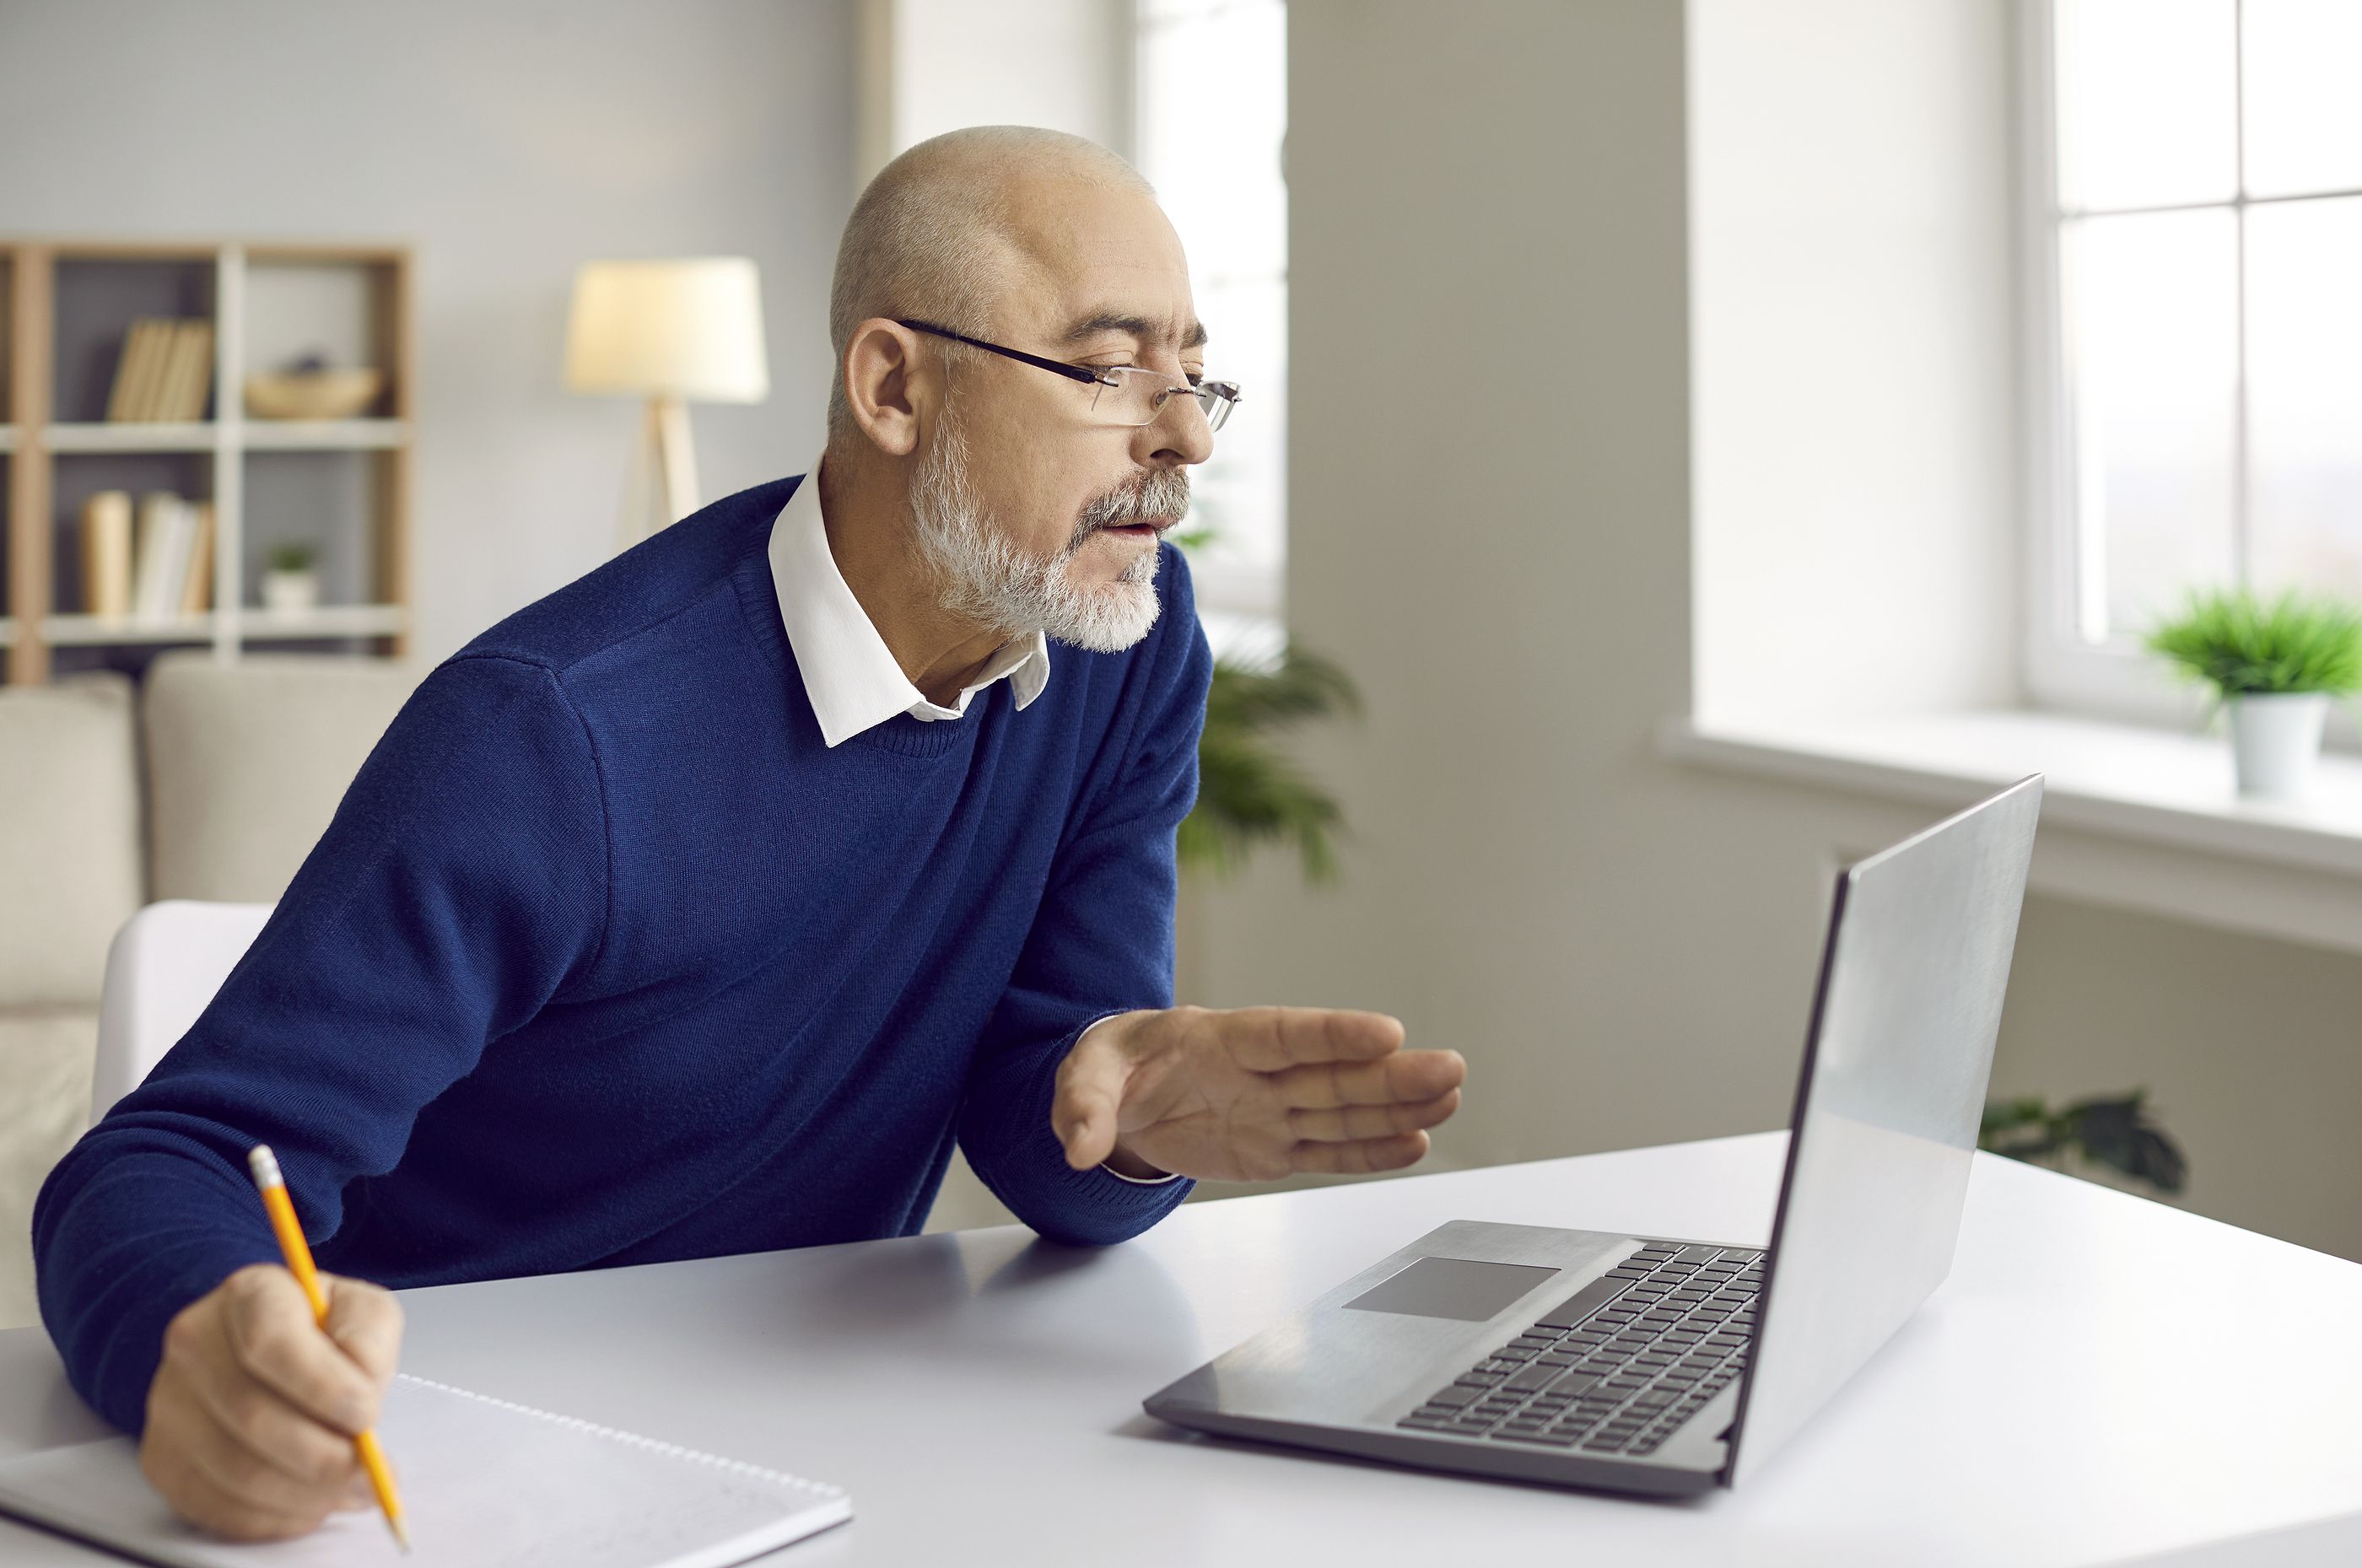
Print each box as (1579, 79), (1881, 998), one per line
(32, 653), (609, 1434)
(956, 547), (1215, 1245)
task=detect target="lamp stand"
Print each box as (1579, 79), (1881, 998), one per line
(617, 393), (700, 552)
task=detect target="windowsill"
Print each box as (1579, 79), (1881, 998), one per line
(1661, 709), (2362, 956)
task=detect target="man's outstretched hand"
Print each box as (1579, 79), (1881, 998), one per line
(1053, 1005), (1465, 1182)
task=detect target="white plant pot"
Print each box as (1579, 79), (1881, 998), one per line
(2226, 692), (2329, 800)
(261, 568), (319, 613)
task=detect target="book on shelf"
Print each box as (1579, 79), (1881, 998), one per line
(126, 490), (210, 622)
(104, 320), (159, 422)
(105, 316), (213, 423)
(78, 490), (133, 619)
(179, 500), (216, 613)
(170, 318), (216, 420)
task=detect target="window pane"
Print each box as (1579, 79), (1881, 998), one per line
(1136, 0), (1287, 606)
(2055, 0), (2236, 210)
(2243, 0), (2362, 197)
(2247, 197), (2362, 597)
(2063, 208), (2239, 639)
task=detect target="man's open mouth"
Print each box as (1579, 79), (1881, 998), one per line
(1102, 515), (1178, 538)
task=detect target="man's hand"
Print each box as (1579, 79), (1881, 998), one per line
(140, 1263), (402, 1542)
(1053, 1005), (1465, 1182)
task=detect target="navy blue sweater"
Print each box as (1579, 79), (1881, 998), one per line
(33, 473), (1210, 1435)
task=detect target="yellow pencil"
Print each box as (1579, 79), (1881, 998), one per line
(245, 1145), (410, 1554)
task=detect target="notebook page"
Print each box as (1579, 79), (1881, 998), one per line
(0, 1374), (849, 1568)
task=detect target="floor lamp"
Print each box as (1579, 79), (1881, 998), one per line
(563, 257), (770, 553)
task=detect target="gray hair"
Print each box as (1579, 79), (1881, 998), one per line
(825, 125), (1153, 445)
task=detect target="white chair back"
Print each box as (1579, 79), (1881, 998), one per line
(92, 900), (274, 1124)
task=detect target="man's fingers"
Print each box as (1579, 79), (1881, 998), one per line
(320, 1274), (403, 1387)
(178, 1400), (353, 1528)
(1212, 1006), (1406, 1072)
(1273, 1048), (1465, 1111)
(170, 1455), (331, 1543)
(1291, 1130), (1431, 1175)
(183, 1313), (360, 1494)
(221, 1267), (380, 1437)
(142, 1389), (335, 1542)
(1051, 1023), (1132, 1170)
(1287, 1087), (1460, 1143)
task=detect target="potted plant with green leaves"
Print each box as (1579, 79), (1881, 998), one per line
(261, 541), (321, 614)
(1179, 643), (1360, 881)
(1980, 1089), (2187, 1197)
(2145, 587), (2362, 800)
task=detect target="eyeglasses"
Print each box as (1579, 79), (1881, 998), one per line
(896, 318), (1240, 433)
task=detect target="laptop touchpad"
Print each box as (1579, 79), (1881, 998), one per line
(1344, 1257), (1559, 1321)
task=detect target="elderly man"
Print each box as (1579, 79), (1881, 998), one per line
(31, 126), (1467, 1539)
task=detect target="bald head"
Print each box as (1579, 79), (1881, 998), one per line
(826, 126), (1157, 441)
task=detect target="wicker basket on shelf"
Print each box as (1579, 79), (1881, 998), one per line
(243, 368), (384, 420)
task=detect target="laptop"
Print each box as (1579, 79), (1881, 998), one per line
(1143, 776), (2044, 1495)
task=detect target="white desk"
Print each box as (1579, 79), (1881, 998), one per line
(5, 1133), (2360, 1567)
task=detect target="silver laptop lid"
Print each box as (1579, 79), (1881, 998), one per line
(1726, 776), (2042, 1485)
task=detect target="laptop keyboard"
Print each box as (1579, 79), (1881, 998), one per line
(1394, 1241), (1762, 1457)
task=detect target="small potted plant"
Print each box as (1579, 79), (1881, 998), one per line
(261, 542), (321, 613)
(2145, 587), (2362, 800)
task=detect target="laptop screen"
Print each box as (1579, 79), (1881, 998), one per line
(1725, 776), (2042, 1485)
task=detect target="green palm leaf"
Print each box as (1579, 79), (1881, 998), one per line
(1182, 644), (1361, 882)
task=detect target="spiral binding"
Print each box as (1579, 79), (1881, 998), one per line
(396, 1374), (846, 1501)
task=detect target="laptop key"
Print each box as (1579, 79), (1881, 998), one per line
(1425, 1384), (1482, 1409)
(1534, 1273), (1642, 1332)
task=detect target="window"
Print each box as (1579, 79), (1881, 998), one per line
(1135, 0), (1287, 650)
(2025, 0), (2362, 720)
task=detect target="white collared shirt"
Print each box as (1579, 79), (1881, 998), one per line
(767, 458), (1178, 1186)
(768, 455), (1049, 749)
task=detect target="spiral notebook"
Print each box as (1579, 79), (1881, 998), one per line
(0, 1373), (850, 1568)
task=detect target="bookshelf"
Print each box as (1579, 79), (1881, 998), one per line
(1, 238), (414, 686)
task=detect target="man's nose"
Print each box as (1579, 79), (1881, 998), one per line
(1141, 391), (1216, 467)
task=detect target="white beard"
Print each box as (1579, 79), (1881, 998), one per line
(907, 405), (1184, 654)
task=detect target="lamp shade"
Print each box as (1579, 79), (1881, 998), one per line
(563, 256), (770, 402)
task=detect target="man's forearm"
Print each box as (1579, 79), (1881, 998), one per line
(34, 1136), (283, 1434)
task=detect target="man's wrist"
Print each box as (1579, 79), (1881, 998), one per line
(1101, 1138), (1178, 1183)
(1069, 1010), (1182, 1183)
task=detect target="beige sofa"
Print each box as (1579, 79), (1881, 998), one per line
(0, 650), (423, 1330)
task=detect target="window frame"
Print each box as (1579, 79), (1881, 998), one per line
(2019, 0), (2362, 744)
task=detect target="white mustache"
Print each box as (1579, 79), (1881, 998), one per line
(1074, 474), (1192, 542)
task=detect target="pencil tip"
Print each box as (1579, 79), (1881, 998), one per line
(390, 1517), (411, 1553)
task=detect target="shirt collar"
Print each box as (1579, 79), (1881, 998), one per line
(768, 456), (1051, 748)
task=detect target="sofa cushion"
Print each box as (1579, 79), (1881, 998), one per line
(144, 649), (426, 903)
(0, 674), (142, 1009)
(0, 1008), (99, 1330)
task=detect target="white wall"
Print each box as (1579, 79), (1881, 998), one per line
(1689, 0), (2019, 725)
(0, 0), (856, 665)
(1200, 0), (1817, 1177)
(1185, 0), (2362, 1264)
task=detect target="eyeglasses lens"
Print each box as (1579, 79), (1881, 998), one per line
(1093, 370), (1235, 432)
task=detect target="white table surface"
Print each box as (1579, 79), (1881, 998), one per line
(4, 1131), (2360, 1568)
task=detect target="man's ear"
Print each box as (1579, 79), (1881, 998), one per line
(841, 317), (929, 459)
